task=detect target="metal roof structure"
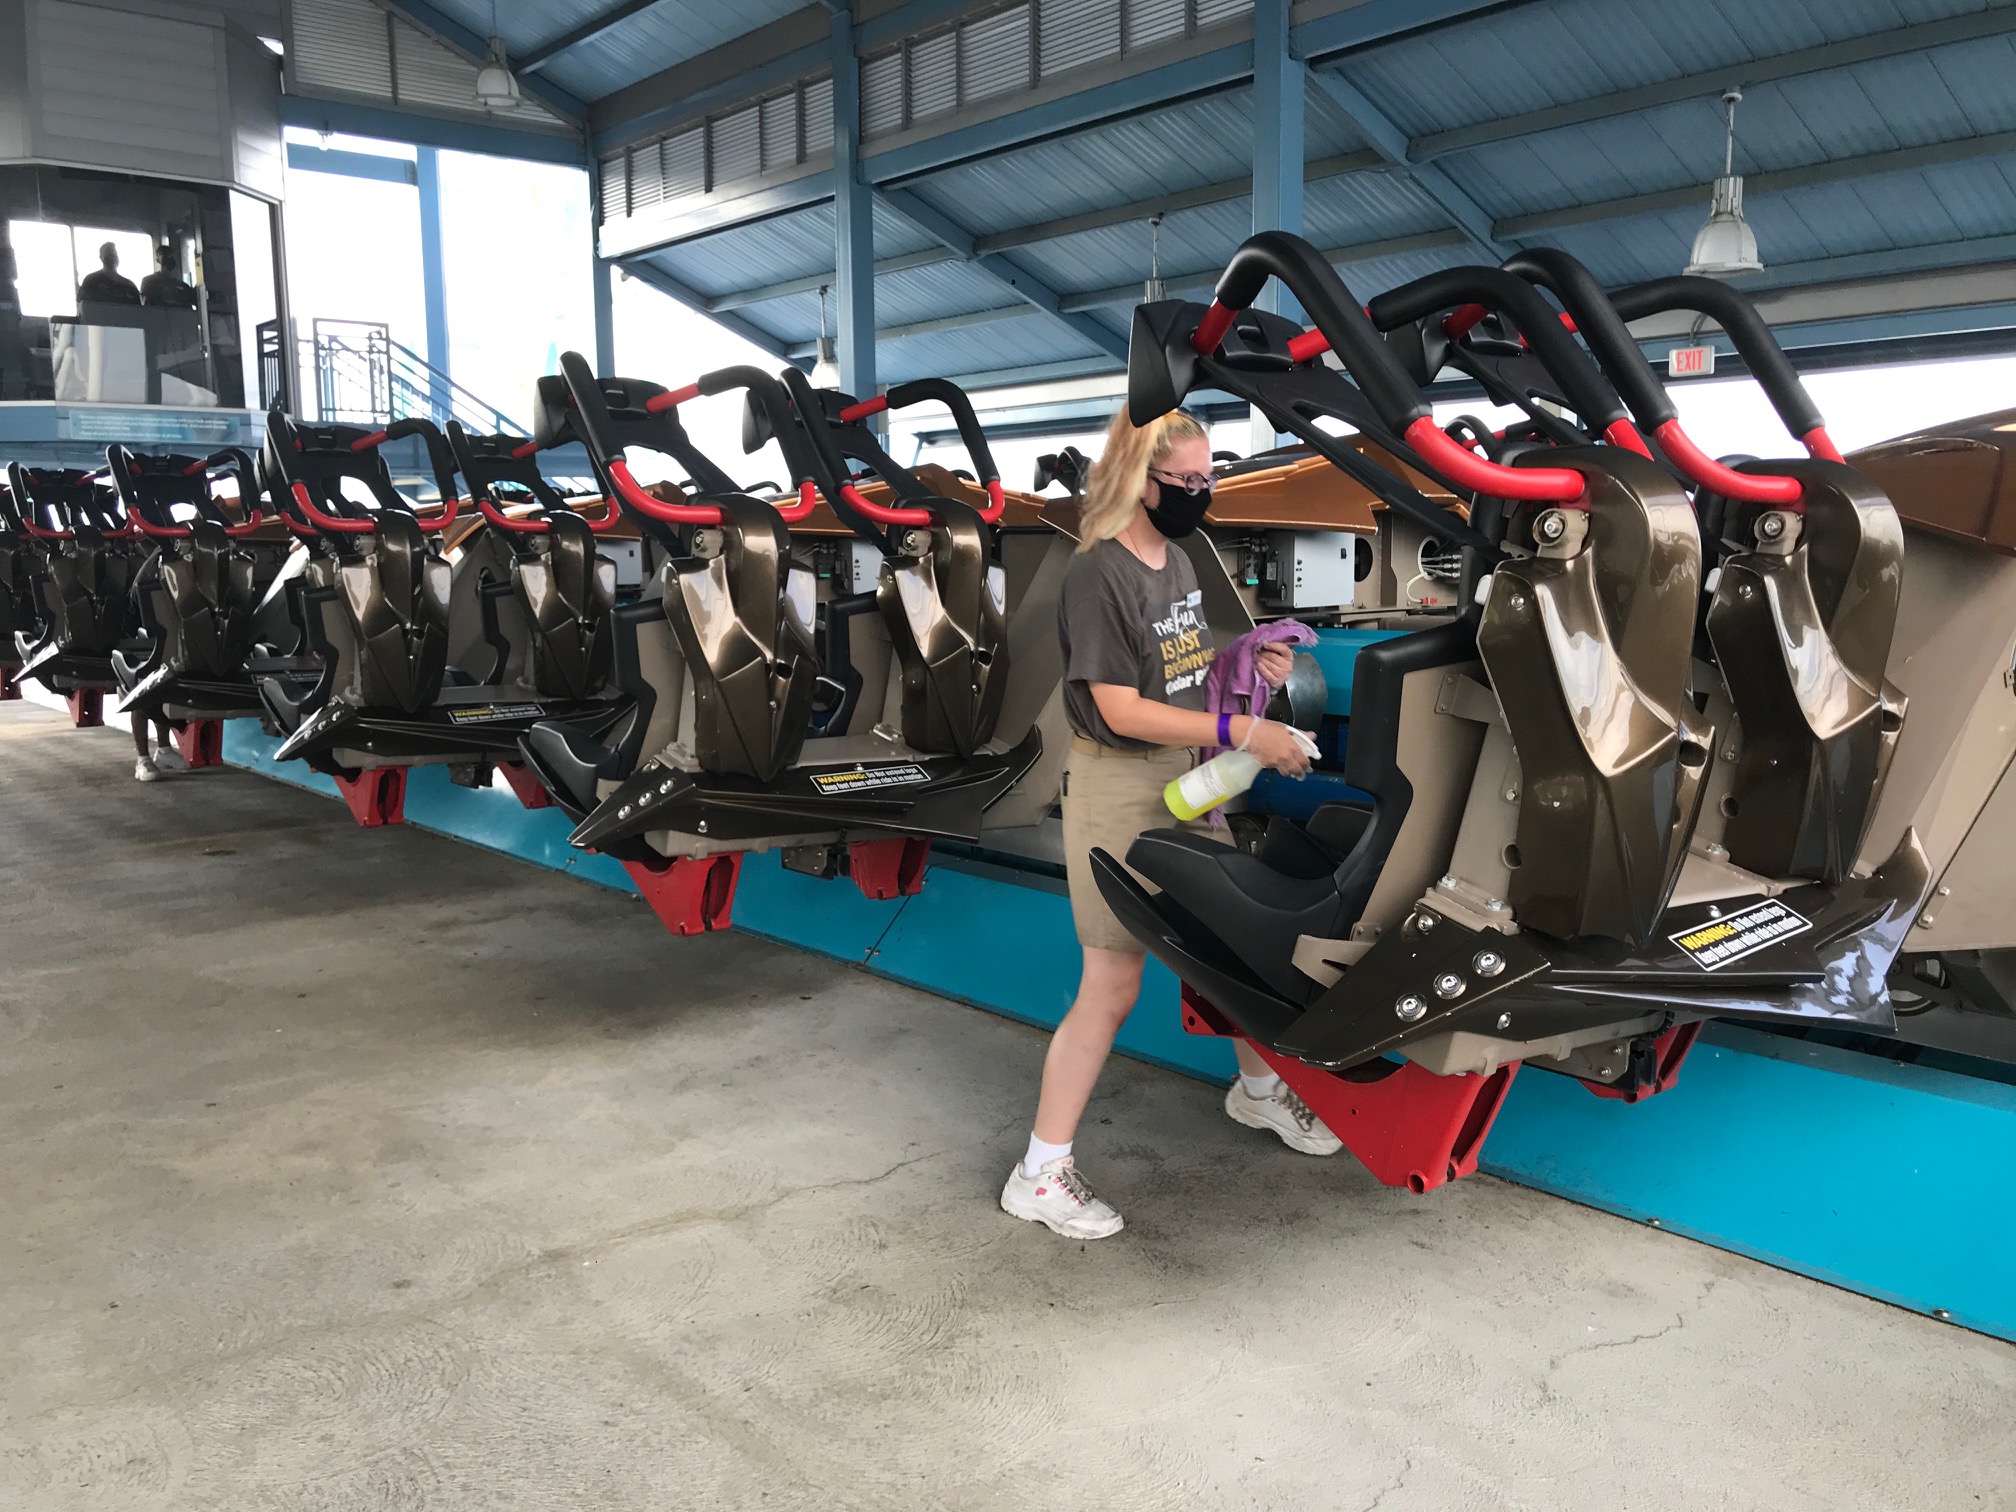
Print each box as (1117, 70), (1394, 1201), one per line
(285, 0), (2016, 395)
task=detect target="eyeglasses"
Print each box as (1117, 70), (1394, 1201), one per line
(1149, 467), (1215, 496)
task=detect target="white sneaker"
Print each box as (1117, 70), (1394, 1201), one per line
(1224, 1081), (1343, 1156)
(999, 1156), (1124, 1240)
(134, 756), (161, 783)
(153, 745), (189, 773)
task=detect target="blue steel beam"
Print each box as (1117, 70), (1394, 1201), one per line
(616, 259), (797, 364)
(278, 96), (585, 166)
(519, 0), (664, 72)
(285, 143), (416, 184)
(877, 187), (1129, 362)
(415, 147), (453, 419)
(1250, 0), (1304, 444)
(831, 5), (877, 399)
(1292, 0), (1525, 63)
(1305, 66), (1508, 261)
(374, 0), (588, 124)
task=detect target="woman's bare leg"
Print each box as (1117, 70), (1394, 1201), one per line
(1032, 946), (1145, 1144)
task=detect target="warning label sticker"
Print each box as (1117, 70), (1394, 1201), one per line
(446, 704), (544, 725)
(810, 763), (932, 795)
(1669, 899), (1812, 971)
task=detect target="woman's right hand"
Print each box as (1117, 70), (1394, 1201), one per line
(1241, 718), (1315, 777)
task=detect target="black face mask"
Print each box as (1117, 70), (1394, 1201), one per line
(1146, 480), (1211, 540)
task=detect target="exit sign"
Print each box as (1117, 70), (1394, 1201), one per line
(1669, 344), (1716, 377)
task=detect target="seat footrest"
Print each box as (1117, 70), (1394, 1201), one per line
(333, 766), (407, 827)
(847, 837), (930, 901)
(172, 719), (224, 770)
(622, 852), (742, 936)
(1580, 1021), (1704, 1104)
(495, 760), (554, 811)
(1183, 986), (1518, 1192)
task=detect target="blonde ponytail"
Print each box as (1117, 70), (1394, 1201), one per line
(1077, 406), (1207, 551)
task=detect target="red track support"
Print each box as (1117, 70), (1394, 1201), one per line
(1181, 986), (1518, 1193)
(66, 688), (102, 727)
(331, 766), (407, 827)
(171, 719), (223, 769)
(0, 667), (18, 701)
(1584, 1021), (1704, 1104)
(621, 852), (742, 936)
(846, 836), (931, 900)
(495, 760), (553, 810)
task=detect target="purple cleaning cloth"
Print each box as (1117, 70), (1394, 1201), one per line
(1196, 619), (1318, 827)
(1204, 618), (1318, 759)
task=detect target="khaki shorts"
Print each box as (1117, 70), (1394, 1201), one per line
(1062, 736), (1220, 953)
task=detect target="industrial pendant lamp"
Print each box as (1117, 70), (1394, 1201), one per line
(811, 285), (842, 389)
(474, 2), (520, 113)
(1686, 89), (1762, 277)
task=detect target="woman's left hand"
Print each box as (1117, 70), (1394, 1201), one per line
(1256, 644), (1296, 688)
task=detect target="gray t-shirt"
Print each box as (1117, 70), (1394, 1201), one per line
(1059, 539), (1215, 750)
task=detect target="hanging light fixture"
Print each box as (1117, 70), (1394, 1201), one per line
(474, 3), (520, 113)
(1685, 89), (1762, 277)
(811, 285), (842, 389)
(1143, 213), (1167, 303)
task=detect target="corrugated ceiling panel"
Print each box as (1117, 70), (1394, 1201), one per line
(647, 199), (939, 299)
(878, 312), (1106, 385)
(1340, 0), (1998, 139)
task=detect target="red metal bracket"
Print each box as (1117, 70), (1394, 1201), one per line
(495, 760), (553, 810)
(621, 852), (742, 936)
(1583, 1021), (1704, 1104)
(331, 765), (407, 827)
(171, 719), (223, 769)
(0, 667), (18, 701)
(66, 688), (103, 728)
(846, 836), (930, 901)
(1181, 985), (1518, 1193)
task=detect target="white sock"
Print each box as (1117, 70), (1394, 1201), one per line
(1022, 1134), (1072, 1179)
(1240, 1071), (1282, 1100)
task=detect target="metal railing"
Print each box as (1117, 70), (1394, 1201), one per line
(256, 318), (524, 437)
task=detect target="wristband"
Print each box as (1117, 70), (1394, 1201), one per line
(1217, 712), (1233, 749)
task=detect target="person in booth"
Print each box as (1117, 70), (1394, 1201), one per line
(999, 406), (1341, 1242)
(78, 243), (139, 305)
(140, 246), (196, 309)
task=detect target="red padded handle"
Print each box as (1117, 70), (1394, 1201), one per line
(290, 482), (375, 535)
(606, 459), (723, 525)
(1404, 418), (1588, 505)
(1653, 420), (1803, 508)
(840, 482), (932, 527)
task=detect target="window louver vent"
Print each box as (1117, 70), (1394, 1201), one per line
(600, 74), (835, 228)
(864, 0), (1252, 140)
(288, 0), (563, 127)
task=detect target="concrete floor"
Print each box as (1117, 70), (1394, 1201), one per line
(2, 701), (2012, 1512)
